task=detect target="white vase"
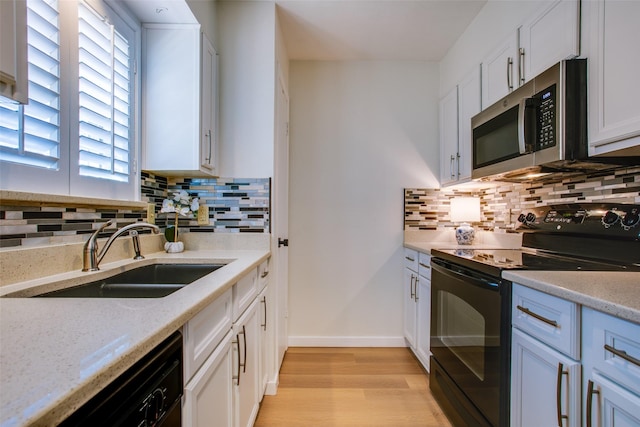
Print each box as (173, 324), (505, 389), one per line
(164, 241), (184, 253)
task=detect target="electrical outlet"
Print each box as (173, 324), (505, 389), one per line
(197, 205), (209, 225)
(146, 203), (155, 225)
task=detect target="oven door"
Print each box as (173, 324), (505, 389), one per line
(430, 258), (511, 427)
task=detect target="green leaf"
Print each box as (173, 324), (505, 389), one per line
(165, 225), (176, 242)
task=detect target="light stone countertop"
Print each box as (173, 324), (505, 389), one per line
(0, 249), (269, 427)
(503, 270), (640, 324)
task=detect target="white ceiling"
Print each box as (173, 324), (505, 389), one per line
(120, 0), (488, 61)
(276, 0), (487, 61)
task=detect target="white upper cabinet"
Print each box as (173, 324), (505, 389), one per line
(481, 31), (519, 108)
(440, 66), (481, 186)
(519, 0), (580, 85)
(481, 0), (580, 109)
(142, 24), (219, 177)
(0, 0), (28, 103)
(583, 0), (640, 156)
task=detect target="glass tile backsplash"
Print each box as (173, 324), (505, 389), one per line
(405, 166), (640, 231)
(0, 173), (271, 248)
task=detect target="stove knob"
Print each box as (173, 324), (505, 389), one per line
(525, 213), (536, 223)
(621, 210), (640, 230)
(601, 210), (620, 228)
(517, 214), (527, 223)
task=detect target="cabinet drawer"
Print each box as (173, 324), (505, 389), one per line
(512, 284), (580, 359)
(232, 268), (258, 321)
(184, 288), (232, 381)
(583, 307), (640, 396)
(418, 252), (431, 280)
(258, 258), (270, 291)
(404, 248), (418, 272)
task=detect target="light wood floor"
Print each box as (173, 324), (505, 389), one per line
(254, 347), (452, 427)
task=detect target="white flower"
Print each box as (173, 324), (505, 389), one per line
(161, 191), (200, 217)
(160, 199), (175, 213)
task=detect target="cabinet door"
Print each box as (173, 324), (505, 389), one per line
(403, 268), (417, 348)
(457, 67), (481, 181)
(415, 273), (431, 372)
(439, 86), (459, 186)
(233, 299), (260, 427)
(511, 329), (581, 427)
(481, 31), (518, 108)
(183, 331), (234, 427)
(258, 284), (274, 397)
(519, 0), (580, 84)
(585, 373), (640, 427)
(200, 33), (218, 175)
(585, 0), (640, 155)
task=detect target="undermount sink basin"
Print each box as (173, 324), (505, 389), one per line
(34, 263), (224, 298)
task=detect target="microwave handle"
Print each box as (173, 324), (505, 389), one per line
(517, 98), (528, 154)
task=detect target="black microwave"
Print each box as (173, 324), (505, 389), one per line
(471, 59), (588, 180)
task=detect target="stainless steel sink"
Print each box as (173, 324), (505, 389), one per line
(34, 263), (224, 298)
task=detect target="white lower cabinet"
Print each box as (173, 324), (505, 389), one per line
(183, 288), (233, 427)
(511, 284), (581, 427)
(183, 331), (234, 427)
(402, 248), (430, 372)
(511, 329), (581, 427)
(512, 284), (640, 427)
(233, 298), (260, 427)
(582, 307), (640, 427)
(182, 259), (274, 427)
(258, 283), (273, 398)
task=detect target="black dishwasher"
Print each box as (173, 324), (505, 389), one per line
(60, 331), (183, 426)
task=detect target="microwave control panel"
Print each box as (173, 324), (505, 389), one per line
(535, 84), (556, 150)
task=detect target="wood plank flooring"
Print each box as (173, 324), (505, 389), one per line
(254, 347), (452, 427)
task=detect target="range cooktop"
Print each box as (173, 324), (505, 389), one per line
(432, 203), (640, 277)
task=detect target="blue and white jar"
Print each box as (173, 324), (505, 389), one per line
(455, 223), (475, 245)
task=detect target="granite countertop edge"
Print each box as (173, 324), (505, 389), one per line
(0, 249), (270, 427)
(503, 270), (640, 325)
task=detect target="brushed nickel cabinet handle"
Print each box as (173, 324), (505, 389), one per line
(410, 274), (417, 300)
(456, 152), (460, 178)
(516, 305), (559, 328)
(519, 47), (525, 84)
(233, 335), (241, 385)
(586, 379), (599, 427)
(450, 155), (456, 179)
(507, 57), (514, 91)
(241, 324), (247, 373)
(419, 262), (430, 269)
(261, 296), (267, 331)
(261, 270), (269, 278)
(414, 277), (419, 302)
(405, 256), (415, 262)
(556, 363), (568, 427)
(604, 344), (640, 367)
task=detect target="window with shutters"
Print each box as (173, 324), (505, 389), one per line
(0, 0), (139, 201)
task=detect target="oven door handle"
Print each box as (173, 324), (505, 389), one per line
(431, 258), (500, 290)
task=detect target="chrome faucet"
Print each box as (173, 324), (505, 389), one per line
(82, 220), (160, 271)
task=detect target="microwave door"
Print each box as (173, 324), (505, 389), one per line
(471, 153), (536, 180)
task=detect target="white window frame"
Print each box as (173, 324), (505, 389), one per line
(0, 0), (140, 201)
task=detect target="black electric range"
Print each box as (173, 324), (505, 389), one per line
(432, 202), (640, 277)
(428, 203), (640, 427)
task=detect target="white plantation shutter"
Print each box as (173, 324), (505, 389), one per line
(0, 0), (60, 170)
(77, 1), (130, 183)
(0, 0), (138, 200)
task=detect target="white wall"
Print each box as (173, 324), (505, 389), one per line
(288, 61), (439, 346)
(217, 1), (276, 178)
(439, 0), (552, 96)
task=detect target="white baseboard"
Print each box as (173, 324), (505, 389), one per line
(287, 336), (406, 347)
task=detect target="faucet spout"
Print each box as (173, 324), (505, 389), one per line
(82, 221), (160, 271)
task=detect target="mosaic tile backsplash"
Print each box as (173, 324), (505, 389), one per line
(0, 174), (270, 248)
(405, 166), (640, 231)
